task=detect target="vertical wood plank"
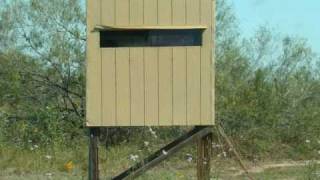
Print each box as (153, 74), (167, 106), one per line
(101, 0), (115, 25)
(130, 0), (144, 25)
(130, 48), (145, 125)
(158, 0), (172, 25)
(144, 0), (159, 125)
(101, 0), (116, 126)
(211, 0), (216, 125)
(101, 49), (116, 126)
(187, 48), (201, 125)
(172, 0), (187, 125)
(144, 49), (159, 125)
(186, 0), (201, 125)
(200, 0), (213, 125)
(172, 48), (187, 125)
(86, 0), (102, 126)
(116, 49), (131, 125)
(115, 0), (131, 125)
(130, 0), (144, 125)
(116, 0), (130, 26)
(158, 0), (173, 125)
(144, 0), (158, 26)
(172, 0), (186, 25)
(186, 0), (200, 25)
(158, 48), (173, 125)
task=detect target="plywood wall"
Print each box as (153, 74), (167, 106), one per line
(86, 0), (215, 126)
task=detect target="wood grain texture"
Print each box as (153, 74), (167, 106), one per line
(197, 132), (212, 180)
(201, 0), (213, 125)
(143, 0), (158, 26)
(158, 0), (173, 125)
(130, 48), (145, 125)
(114, 0), (131, 125)
(86, 0), (102, 126)
(101, 0), (115, 25)
(172, 0), (186, 25)
(130, 0), (143, 25)
(173, 48), (187, 125)
(172, 0), (187, 125)
(144, 0), (159, 125)
(158, 0), (172, 25)
(186, 47), (201, 125)
(144, 48), (159, 126)
(115, 0), (129, 26)
(116, 48), (131, 125)
(101, 0), (116, 126)
(211, 0), (216, 125)
(101, 49), (116, 126)
(130, 0), (145, 125)
(159, 48), (173, 125)
(186, 0), (201, 125)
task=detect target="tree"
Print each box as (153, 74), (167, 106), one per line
(0, 0), (86, 145)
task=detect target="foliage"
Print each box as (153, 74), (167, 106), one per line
(0, 0), (86, 146)
(215, 0), (320, 159)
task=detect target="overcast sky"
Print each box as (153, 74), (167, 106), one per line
(232, 0), (320, 53)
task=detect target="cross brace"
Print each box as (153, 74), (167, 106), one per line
(112, 126), (212, 180)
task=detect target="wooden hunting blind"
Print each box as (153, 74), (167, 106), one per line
(86, 0), (215, 127)
(87, 1), (216, 179)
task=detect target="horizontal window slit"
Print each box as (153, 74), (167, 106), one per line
(100, 29), (203, 48)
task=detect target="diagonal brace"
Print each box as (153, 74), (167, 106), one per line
(112, 126), (212, 180)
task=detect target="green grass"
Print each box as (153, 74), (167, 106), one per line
(0, 142), (319, 180)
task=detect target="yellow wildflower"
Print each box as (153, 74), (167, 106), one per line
(64, 161), (74, 172)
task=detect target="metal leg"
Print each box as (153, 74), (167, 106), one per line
(89, 128), (99, 180)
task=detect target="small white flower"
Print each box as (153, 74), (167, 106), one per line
(212, 143), (222, 149)
(153, 134), (158, 138)
(144, 141), (149, 146)
(129, 154), (139, 161)
(30, 147), (34, 151)
(162, 150), (168, 155)
(34, 145), (39, 148)
(45, 173), (53, 176)
(148, 127), (158, 138)
(222, 151), (227, 157)
(28, 140), (32, 143)
(45, 155), (52, 160)
(186, 153), (192, 162)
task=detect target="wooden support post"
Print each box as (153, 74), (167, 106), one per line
(89, 128), (99, 180)
(197, 129), (212, 180)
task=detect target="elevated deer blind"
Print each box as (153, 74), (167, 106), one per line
(86, 0), (215, 127)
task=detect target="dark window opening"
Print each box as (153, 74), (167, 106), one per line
(100, 29), (203, 47)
